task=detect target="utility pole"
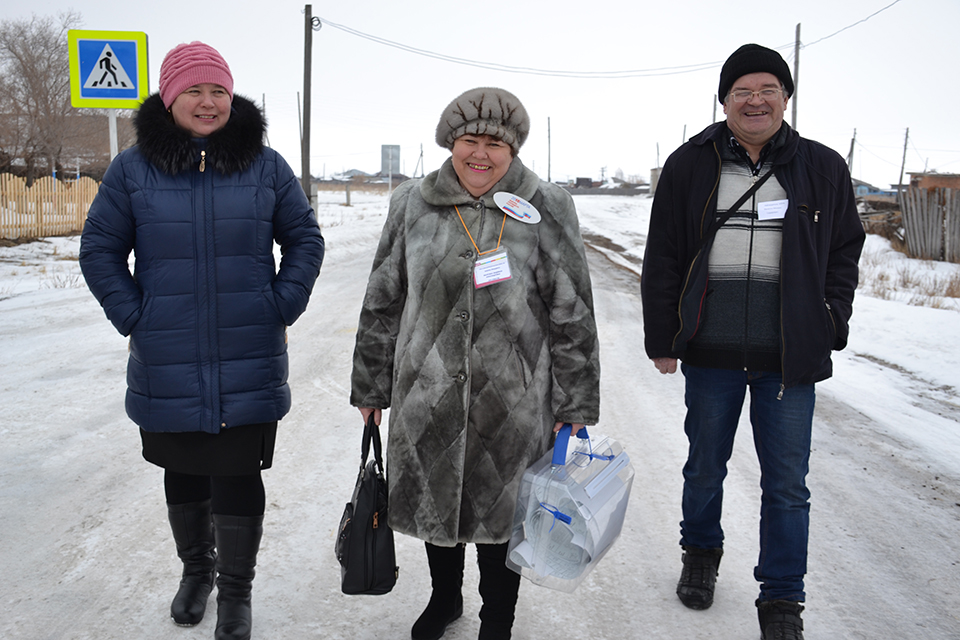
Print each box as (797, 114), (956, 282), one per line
(846, 129), (856, 174)
(415, 144), (424, 178)
(301, 5), (321, 204)
(792, 23), (800, 130)
(262, 93), (270, 147)
(898, 127), (910, 211)
(547, 117), (552, 183)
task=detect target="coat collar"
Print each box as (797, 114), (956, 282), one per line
(419, 156), (541, 208)
(133, 93), (266, 175)
(690, 120), (799, 166)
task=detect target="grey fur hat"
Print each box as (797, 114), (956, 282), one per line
(435, 87), (530, 155)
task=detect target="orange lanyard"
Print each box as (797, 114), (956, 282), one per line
(454, 205), (506, 256)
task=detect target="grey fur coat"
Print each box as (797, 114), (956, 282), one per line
(350, 156), (600, 546)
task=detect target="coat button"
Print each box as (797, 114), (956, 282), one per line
(461, 250), (474, 259)
(473, 201), (483, 210)
(458, 310), (470, 321)
(456, 372), (467, 383)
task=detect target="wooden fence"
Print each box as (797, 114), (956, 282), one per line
(0, 174), (100, 240)
(900, 187), (960, 263)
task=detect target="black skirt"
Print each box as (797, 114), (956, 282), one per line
(140, 422), (278, 476)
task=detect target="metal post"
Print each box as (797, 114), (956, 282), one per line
(301, 5), (313, 202)
(109, 110), (119, 160)
(792, 23), (800, 130)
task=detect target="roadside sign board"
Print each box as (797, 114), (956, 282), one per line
(68, 30), (149, 108)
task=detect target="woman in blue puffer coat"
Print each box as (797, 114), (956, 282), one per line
(79, 42), (324, 640)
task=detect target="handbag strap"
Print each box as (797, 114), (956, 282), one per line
(696, 168), (776, 253)
(361, 413), (385, 474)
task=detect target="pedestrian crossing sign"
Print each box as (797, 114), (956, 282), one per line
(68, 30), (149, 108)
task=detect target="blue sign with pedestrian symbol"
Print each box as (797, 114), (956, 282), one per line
(68, 30), (149, 108)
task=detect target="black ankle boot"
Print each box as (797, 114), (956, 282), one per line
(411, 542), (464, 640)
(477, 542), (521, 640)
(677, 546), (723, 610)
(757, 599), (805, 640)
(213, 514), (263, 640)
(167, 500), (217, 626)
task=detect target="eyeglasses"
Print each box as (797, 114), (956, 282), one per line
(729, 88), (783, 103)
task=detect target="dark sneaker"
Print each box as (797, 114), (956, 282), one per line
(757, 599), (805, 640)
(676, 546), (723, 609)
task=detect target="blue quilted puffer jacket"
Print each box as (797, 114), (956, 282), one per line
(80, 93), (324, 433)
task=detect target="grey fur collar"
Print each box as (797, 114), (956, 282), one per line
(420, 156), (540, 208)
(133, 93), (266, 175)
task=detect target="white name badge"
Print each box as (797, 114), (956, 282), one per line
(758, 199), (789, 220)
(474, 249), (512, 288)
(494, 192), (541, 224)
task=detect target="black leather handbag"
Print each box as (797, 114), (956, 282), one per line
(335, 414), (398, 595)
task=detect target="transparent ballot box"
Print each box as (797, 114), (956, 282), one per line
(506, 424), (634, 591)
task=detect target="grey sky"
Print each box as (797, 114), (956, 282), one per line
(9, 0), (959, 186)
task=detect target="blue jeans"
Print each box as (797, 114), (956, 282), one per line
(679, 364), (815, 602)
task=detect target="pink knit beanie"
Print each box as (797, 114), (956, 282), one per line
(159, 41), (234, 108)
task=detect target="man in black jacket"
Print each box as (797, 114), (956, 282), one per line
(640, 44), (864, 640)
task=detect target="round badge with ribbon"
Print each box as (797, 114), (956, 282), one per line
(494, 192), (541, 224)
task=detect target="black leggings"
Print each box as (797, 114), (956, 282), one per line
(164, 470), (265, 517)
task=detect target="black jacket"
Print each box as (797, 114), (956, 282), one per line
(640, 122), (864, 387)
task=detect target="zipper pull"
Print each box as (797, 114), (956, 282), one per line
(373, 511), (379, 529)
(199, 150), (206, 173)
(777, 384), (785, 401)
(814, 210), (819, 223)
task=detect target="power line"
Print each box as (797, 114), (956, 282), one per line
(316, 16), (724, 78)
(317, 2), (903, 79)
(801, 0), (904, 48)
(855, 140), (903, 167)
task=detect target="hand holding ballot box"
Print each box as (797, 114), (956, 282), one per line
(506, 424), (634, 592)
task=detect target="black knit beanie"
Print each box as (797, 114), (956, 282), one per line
(718, 44), (794, 104)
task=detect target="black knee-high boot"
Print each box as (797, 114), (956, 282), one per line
(167, 500), (217, 626)
(477, 542), (522, 640)
(411, 542), (465, 640)
(213, 514), (263, 640)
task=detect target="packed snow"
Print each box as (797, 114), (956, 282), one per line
(1, 190), (958, 639)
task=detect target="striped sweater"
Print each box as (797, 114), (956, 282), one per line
(684, 131), (787, 372)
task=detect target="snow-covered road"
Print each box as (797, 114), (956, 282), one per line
(1, 193), (958, 639)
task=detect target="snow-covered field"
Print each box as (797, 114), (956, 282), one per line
(1, 191), (958, 639)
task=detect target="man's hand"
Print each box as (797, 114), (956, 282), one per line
(652, 357), (678, 375)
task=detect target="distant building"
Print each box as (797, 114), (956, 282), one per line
(908, 172), (960, 190)
(852, 178), (897, 199)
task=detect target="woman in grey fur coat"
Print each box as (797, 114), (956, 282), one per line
(350, 87), (600, 640)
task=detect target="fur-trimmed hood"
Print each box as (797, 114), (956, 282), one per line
(134, 93), (266, 175)
(82, 92), (324, 435)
